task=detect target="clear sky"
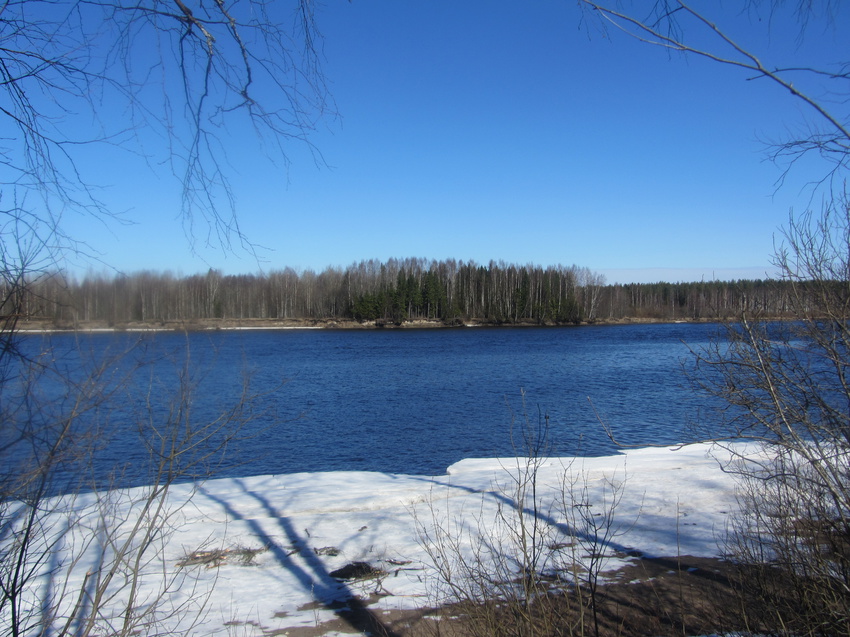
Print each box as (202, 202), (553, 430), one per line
(59, 1), (845, 284)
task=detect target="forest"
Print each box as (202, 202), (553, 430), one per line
(13, 257), (796, 327)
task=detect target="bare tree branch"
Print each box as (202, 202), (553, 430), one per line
(581, 1), (850, 195)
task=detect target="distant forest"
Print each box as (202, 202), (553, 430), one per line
(14, 258), (795, 326)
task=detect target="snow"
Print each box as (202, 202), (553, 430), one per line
(17, 442), (758, 636)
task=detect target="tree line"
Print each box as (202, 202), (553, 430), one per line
(9, 257), (801, 327)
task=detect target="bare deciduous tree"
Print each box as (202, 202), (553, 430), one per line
(580, 2), (850, 632)
(580, 1), (849, 195)
(0, 338), (270, 636)
(696, 206), (850, 634)
(1, 2), (327, 634)
(0, 0), (331, 258)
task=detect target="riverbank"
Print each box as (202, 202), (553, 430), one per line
(14, 315), (731, 333)
(20, 442), (760, 637)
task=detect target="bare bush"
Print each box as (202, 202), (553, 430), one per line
(414, 398), (635, 637)
(0, 338), (268, 636)
(618, 207), (850, 634)
(0, 3), (327, 635)
(694, 205), (850, 635)
(576, 3), (850, 632)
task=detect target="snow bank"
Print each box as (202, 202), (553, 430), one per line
(18, 442), (755, 636)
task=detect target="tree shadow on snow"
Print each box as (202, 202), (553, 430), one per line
(199, 479), (404, 637)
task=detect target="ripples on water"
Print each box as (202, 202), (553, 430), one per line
(16, 323), (727, 486)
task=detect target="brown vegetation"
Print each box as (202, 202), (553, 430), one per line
(281, 556), (764, 637)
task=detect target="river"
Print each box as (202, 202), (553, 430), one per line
(13, 322), (726, 488)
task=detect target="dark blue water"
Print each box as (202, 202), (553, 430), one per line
(12, 323), (725, 487)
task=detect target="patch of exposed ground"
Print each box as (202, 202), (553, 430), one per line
(269, 555), (750, 637)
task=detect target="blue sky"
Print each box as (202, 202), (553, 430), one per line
(61, 1), (844, 284)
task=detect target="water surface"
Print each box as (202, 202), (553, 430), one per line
(16, 323), (725, 486)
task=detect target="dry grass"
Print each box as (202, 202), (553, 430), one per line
(176, 545), (268, 569)
(278, 555), (750, 637)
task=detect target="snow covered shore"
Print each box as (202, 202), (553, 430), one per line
(23, 443), (754, 636)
